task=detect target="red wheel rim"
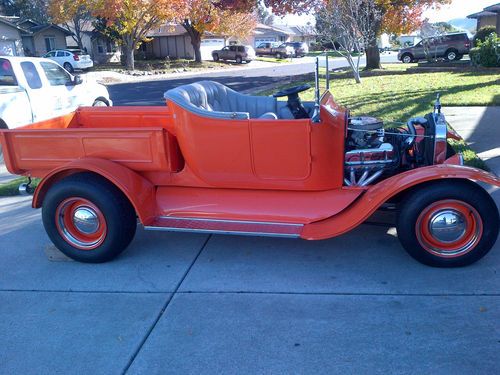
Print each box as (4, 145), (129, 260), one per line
(55, 198), (107, 250)
(415, 199), (483, 258)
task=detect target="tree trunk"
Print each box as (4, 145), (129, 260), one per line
(365, 43), (381, 70)
(182, 22), (202, 63)
(122, 41), (135, 70)
(189, 31), (202, 62)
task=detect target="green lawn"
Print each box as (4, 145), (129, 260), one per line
(255, 56), (291, 63)
(307, 50), (363, 58)
(260, 64), (499, 170)
(0, 177), (40, 197)
(286, 64), (499, 122)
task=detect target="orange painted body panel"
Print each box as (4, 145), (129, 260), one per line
(33, 158), (157, 225)
(164, 95), (346, 190)
(1, 91), (499, 241)
(155, 186), (364, 224)
(301, 164), (500, 240)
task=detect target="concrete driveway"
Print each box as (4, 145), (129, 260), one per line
(1, 105), (499, 374)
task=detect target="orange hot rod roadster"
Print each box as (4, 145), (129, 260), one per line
(0, 79), (499, 267)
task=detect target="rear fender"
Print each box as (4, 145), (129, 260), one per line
(33, 158), (156, 225)
(301, 164), (500, 240)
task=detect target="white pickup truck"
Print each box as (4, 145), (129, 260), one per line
(0, 56), (112, 160)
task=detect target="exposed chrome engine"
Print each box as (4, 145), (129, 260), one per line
(344, 96), (450, 187)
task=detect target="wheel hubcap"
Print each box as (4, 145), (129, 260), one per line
(416, 200), (482, 258)
(448, 52), (456, 60)
(55, 198), (107, 250)
(73, 207), (100, 234)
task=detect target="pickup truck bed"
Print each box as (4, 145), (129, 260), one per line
(1, 107), (183, 177)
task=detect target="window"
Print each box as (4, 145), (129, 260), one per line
(97, 40), (105, 54)
(44, 51), (56, 57)
(44, 36), (56, 53)
(229, 46), (237, 52)
(257, 43), (266, 48)
(20, 62), (42, 89)
(56, 51), (65, 57)
(40, 61), (72, 86)
(0, 58), (17, 86)
(237, 46), (245, 52)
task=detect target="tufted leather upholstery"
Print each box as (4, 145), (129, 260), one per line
(164, 81), (293, 120)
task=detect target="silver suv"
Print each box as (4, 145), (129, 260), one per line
(212, 45), (255, 64)
(398, 33), (471, 63)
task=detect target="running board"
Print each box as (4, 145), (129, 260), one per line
(144, 217), (303, 238)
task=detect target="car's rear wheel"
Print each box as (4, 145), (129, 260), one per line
(213, 54), (219, 62)
(92, 99), (108, 107)
(445, 49), (459, 61)
(235, 56), (242, 64)
(42, 173), (137, 263)
(401, 53), (413, 63)
(63, 62), (74, 73)
(276, 52), (282, 59)
(397, 181), (499, 267)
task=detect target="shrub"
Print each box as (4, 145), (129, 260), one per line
(473, 26), (497, 46)
(472, 33), (500, 67)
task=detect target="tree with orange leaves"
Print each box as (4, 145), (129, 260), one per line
(266, 0), (451, 69)
(48, 0), (93, 50)
(179, 0), (256, 63)
(92, 0), (185, 70)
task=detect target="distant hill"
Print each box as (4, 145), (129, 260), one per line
(448, 18), (477, 33)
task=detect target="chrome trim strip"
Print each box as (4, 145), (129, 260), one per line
(144, 226), (301, 238)
(156, 216), (303, 227)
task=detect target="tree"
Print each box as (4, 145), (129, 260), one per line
(48, 0), (93, 50)
(317, 0), (380, 83)
(256, 3), (274, 25)
(1, 0), (51, 23)
(266, 0), (451, 69)
(92, 0), (184, 70)
(179, 1), (256, 63)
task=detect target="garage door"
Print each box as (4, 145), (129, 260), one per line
(255, 38), (276, 48)
(201, 38), (225, 60)
(0, 41), (16, 56)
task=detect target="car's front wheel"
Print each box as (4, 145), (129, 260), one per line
(396, 181), (499, 267)
(401, 53), (413, 63)
(42, 173), (137, 263)
(213, 54), (219, 62)
(235, 56), (242, 64)
(275, 53), (282, 59)
(63, 62), (74, 73)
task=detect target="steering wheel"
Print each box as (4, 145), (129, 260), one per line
(272, 84), (311, 98)
(272, 84), (312, 119)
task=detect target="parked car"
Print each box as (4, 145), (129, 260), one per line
(0, 56), (111, 131)
(212, 45), (255, 64)
(255, 42), (294, 59)
(1, 79), (499, 267)
(398, 32), (471, 63)
(43, 49), (93, 73)
(284, 42), (309, 57)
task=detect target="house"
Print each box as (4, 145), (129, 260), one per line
(0, 16), (72, 56)
(245, 23), (294, 47)
(64, 22), (120, 64)
(288, 25), (317, 46)
(143, 24), (195, 60)
(0, 16), (26, 55)
(467, 3), (500, 33)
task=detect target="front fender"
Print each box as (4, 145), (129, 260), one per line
(301, 164), (500, 240)
(33, 158), (156, 225)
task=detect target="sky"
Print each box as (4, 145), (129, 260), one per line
(277, 0), (498, 25)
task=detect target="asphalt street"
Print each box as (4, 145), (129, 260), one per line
(107, 53), (399, 105)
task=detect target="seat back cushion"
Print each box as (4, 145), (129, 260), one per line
(165, 81), (280, 119)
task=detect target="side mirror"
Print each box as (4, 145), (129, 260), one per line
(73, 75), (83, 85)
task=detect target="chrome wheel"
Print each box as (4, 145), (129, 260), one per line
(415, 200), (483, 258)
(55, 197), (107, 250)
